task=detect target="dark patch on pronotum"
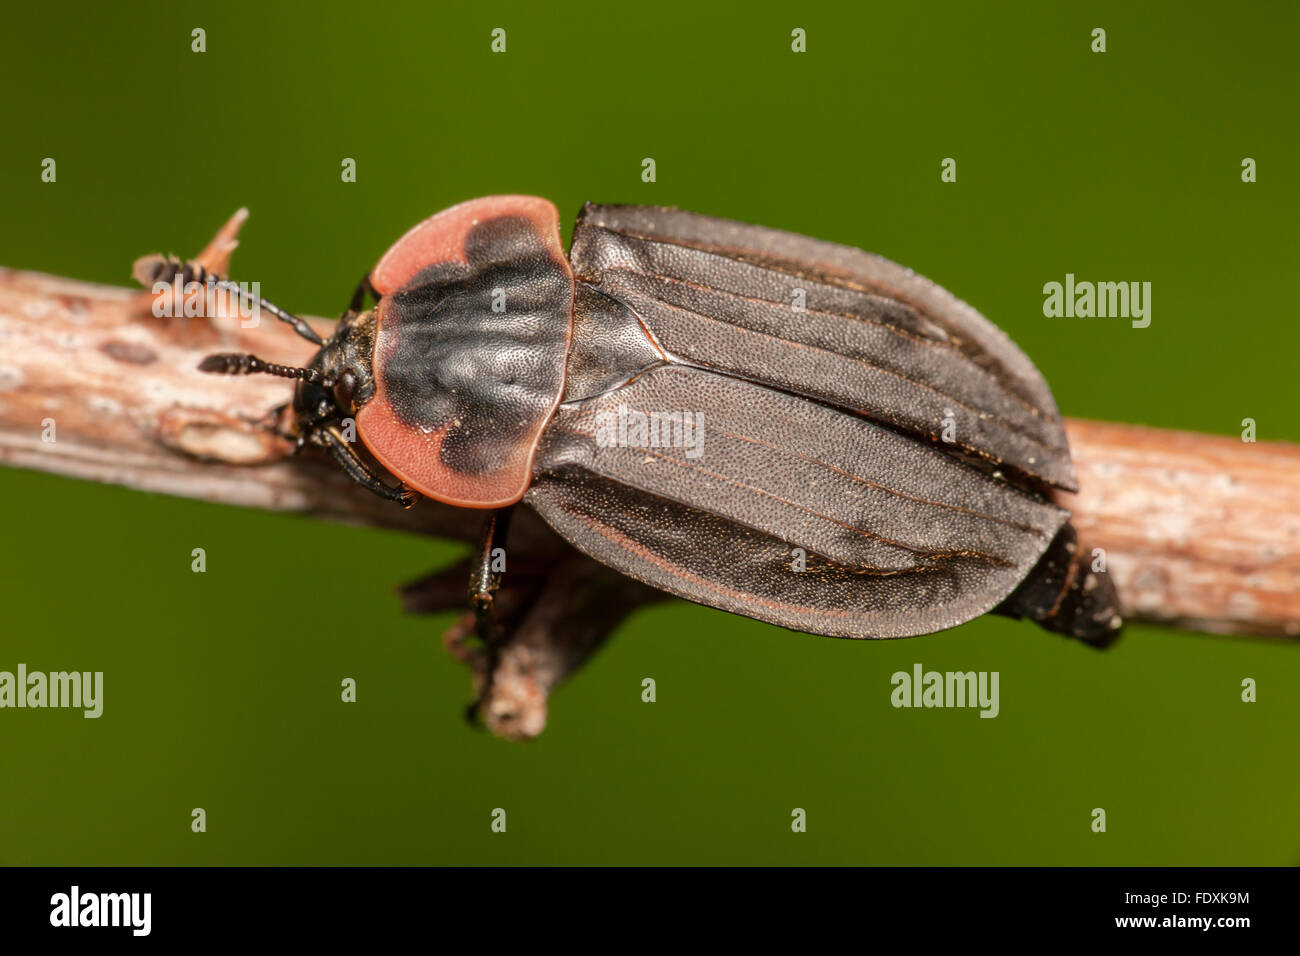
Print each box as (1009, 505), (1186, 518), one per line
(380, 215), (572, 476)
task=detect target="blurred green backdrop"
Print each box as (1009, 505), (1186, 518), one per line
(1, 0), (1297, 865)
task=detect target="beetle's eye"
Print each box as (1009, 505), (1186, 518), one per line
(333, 372), (356, 411)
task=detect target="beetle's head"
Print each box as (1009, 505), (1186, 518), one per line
(287, 309), (377, 436)
(199, 308), (377, 445)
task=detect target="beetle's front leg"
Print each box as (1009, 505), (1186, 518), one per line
(312, 425), (418, 507)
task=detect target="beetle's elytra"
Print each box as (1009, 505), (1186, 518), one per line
(199, 196), (1122, 647)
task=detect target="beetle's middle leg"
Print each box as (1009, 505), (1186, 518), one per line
(468, 507), (515, 645)
(462, 507), (516, 725)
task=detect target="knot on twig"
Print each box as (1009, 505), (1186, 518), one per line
(157, 406), (290, 465)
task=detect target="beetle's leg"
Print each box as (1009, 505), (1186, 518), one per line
(463, 507), (516, 728)
(468, 507), (514, 644)
(312, 425), (418, 507)
(347, 273), (374, 314)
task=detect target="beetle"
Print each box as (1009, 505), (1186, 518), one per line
(196, 195), (1122, 650)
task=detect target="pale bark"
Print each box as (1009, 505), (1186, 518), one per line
(1059, 420), (1300, 639)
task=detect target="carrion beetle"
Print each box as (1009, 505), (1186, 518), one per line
(196, 196), (1122, 649)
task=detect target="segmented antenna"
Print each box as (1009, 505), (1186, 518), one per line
(198, 353), (329, 385)
(134, 254), (324, 345)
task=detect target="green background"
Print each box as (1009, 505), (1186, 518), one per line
(1, 0), (1297, 865)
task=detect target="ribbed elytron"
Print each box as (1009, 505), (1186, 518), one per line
(200, 196), (1122, 648)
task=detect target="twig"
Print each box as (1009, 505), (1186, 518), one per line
(1, 213), (1296, 735)
(1059, 420), (1300, 639)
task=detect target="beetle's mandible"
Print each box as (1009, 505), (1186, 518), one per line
(197, 196), (1123, 650)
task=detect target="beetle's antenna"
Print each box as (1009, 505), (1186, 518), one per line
(200, 275), (325, 345)
(198, 352), (328, 385)
(135, 254), (325, 346)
